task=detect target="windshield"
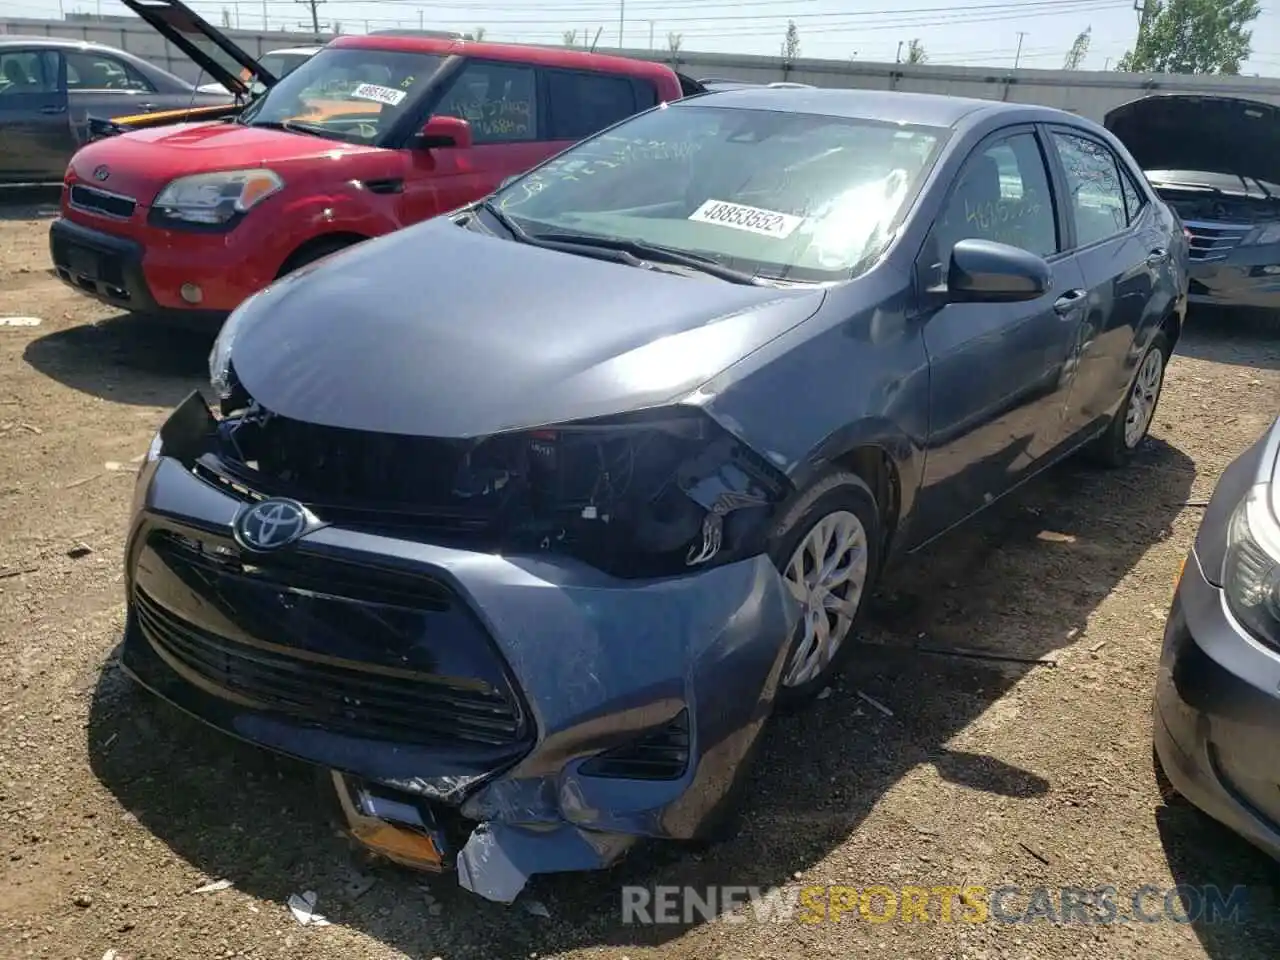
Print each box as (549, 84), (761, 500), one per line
(239, 48), (445, 145)
(492, 104), (946, 283)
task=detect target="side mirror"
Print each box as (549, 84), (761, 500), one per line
(947, 238), (1051, 303)
(416, 115), (473, 150)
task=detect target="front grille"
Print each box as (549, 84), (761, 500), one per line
(135, 587), (525, 746)
(1184, 221), (1250, 262)
(579, 710), (690, 780)
(69, 184), (137, 220)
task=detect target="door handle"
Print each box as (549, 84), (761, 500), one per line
(138, 102), (155, 110)
(1053, 289), (1086, 315)
(39, 104), (67, 115)
(1146, 248), (1169, 266)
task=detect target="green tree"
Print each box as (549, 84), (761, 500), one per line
(781, 20), (800, 61)
(1063, 26), (1091, 69)
(905, 39), (926, 64)
(1118, 0), (1260, 74)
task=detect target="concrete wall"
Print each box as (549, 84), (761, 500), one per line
(6, 16), (1280, 121)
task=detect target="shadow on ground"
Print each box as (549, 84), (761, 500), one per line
(0, 186), (61, 221)
(23, 312), (215, 407)
(83, 430), (1237, 957)
(1156, 795), (1280, 958)
(1178, 308), (1280, 371)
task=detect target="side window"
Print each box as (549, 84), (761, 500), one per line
(0, 50), (58, 95)
(1050, 131), (1130, 246)
(65, 52), (155, 92)
(928, 131), (1058, 270)
(433, 61), (536, 144)
(1120, 166), (1147, 225)
(545, 70), (639, 140)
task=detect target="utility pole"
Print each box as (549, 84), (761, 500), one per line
(648, 20), (654, 49)
(1013, 31), (1026, 67)
(895, 39), (903, 63)
(262, 0), (268, 29)
(418, 9), (424, 30)
(618, 0), (624, 48)
(296, 0), (325, 35)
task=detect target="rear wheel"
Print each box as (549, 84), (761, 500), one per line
(1087, 330), (1170, 467)
(769, 471), (882, 707)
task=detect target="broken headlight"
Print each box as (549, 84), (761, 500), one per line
(1224, 485), (1280, 651)
(461, 406), (790, 579)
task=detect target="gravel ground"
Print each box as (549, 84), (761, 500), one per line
(1, 194), (1279, 960)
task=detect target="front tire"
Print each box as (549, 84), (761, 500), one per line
(769, 471), (882, 707)
(1088, 330), (1171, 468)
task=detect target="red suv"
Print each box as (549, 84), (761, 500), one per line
(50, 1), (694, 321)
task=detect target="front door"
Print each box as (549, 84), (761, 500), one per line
(401, 59), (556, 224)
(0, 49), (74, 183)
(910, 127), (1089, 545)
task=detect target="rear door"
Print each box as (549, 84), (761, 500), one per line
(0, 49), (74, 183)
(1043, 126), (1174, 449)
(401, 58), (546, 221)
(911, 126), (1090, 543)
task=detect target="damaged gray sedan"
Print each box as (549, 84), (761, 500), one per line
(120, 87), (1186, 903)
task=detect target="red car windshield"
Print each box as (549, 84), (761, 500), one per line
(239, 48), (445, 145)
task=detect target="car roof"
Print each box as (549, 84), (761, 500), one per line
(266, 46), (324, 56)
(328, 34), (676, 81)
(0, 35), (137, 53)
(682, 85), (1070, 128)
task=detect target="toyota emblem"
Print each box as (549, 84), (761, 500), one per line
(92, 165), (110, 182)
(233, 498), (309, 551)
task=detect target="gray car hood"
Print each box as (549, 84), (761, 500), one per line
(230, 218), (826, 438)
(1105, 95), (1280, 187)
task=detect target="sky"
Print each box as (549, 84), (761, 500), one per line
(7, 0), (1280, 75)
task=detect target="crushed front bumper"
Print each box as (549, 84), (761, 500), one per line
(121, 422), (797, 901)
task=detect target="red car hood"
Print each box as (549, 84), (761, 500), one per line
(68, 123), (384, 204)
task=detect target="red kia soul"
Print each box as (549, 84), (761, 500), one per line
(50, 2), (693, 321)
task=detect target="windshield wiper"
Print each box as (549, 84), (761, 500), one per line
(530, 231), (768, 285)
(246, 119), (332, 138)
(478, 204), (767, 284)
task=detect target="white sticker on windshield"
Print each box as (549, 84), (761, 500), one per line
(350, 83), (407, 107)
(688, 200), (803, 238)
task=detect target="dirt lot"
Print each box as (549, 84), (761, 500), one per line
(1, 195), (1279, 960)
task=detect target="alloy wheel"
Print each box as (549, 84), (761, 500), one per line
(1124, 347), (1165, 449)
(780, 510), (869, 688)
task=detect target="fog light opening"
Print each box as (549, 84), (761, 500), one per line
(180, 283), (204, 304)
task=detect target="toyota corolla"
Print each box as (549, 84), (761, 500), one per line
(121, 86), (1187, 902)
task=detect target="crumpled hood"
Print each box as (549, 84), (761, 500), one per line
(1105, 95), (1280, 186)
(69, 123), (382, 204)
(229, 218), (827, 438)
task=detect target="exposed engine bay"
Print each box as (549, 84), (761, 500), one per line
(1150, 177), (1280, 225)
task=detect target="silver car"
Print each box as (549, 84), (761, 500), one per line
(0, 36), (231, 185)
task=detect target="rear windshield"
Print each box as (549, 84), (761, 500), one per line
(239, 48), (445, 145)
(493, 103), (946, 283)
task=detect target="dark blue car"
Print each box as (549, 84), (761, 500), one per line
(122, 86), (1189, 902)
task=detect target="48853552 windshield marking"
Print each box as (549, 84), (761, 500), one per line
(688, 199), (804, 239)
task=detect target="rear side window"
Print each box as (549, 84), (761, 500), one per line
(434, 60), (537, 144)
(0, 50), (59, 95)
(1050, 131), (1130, 246)
(545, 69), (639, 140)
(65, 51), (154, 92)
